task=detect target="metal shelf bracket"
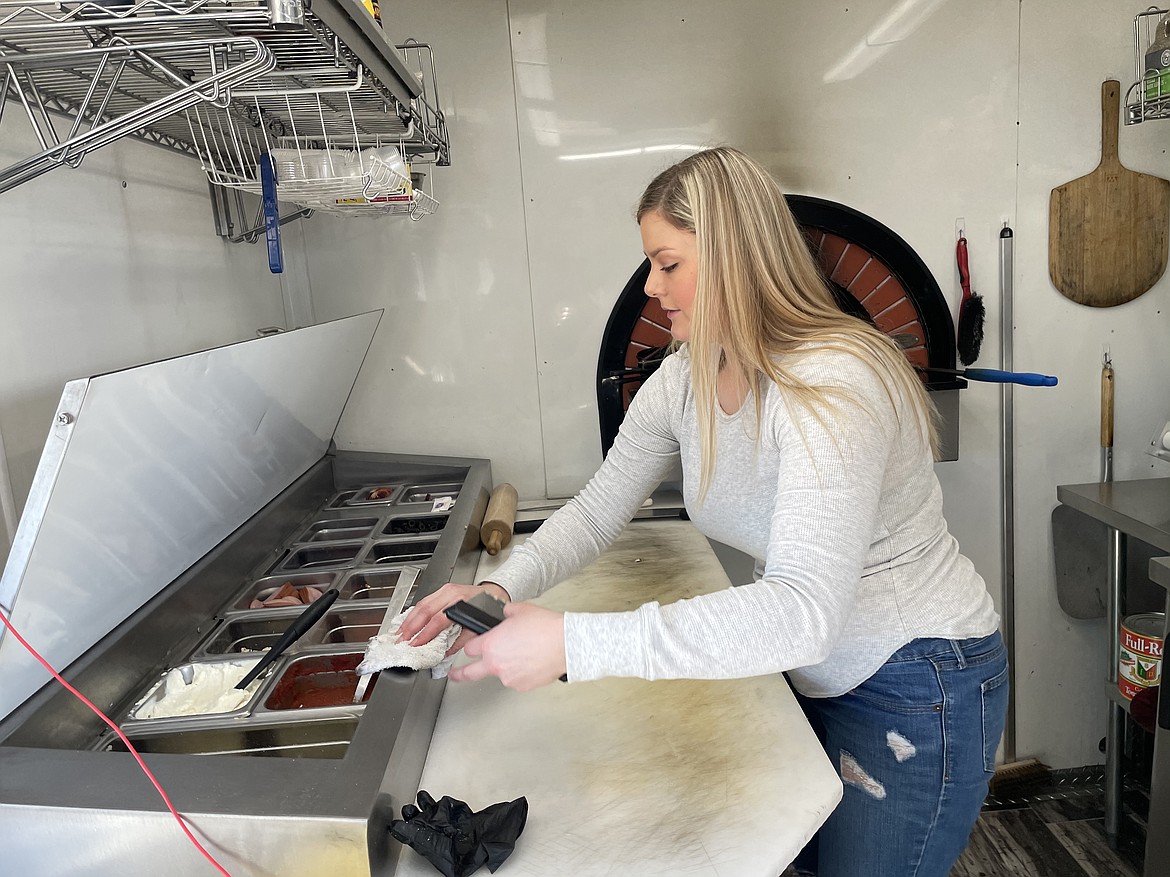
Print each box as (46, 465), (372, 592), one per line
(0, 0), (449, 208)
(1125, 7), (1170, 124)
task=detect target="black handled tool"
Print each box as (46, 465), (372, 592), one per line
(235, 588), (339, 689)
(445, 592), (568, 683)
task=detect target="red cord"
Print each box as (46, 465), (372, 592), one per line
(0, 606), (235, 877)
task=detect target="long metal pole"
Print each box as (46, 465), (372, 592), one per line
(1105, 544), (1127, 848)
(999, 222), (1017, 762)
(1102, 353), (1125, 848)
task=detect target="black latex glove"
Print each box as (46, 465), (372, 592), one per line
(390, 790), (528, 877)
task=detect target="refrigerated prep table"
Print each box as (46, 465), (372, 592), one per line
(0, 313), (494, 877)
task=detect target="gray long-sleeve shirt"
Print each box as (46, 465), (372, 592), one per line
(488, 346), (999, 697)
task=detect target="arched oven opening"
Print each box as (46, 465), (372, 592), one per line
(596, 196), (965, 460)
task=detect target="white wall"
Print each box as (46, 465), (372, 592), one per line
(305, 1), (546, 493)
(307, 1), (1165, 767)
(1015, 3), (1170, 768)
(0, 124), (291, 568)
(312, 0), (1019, 495)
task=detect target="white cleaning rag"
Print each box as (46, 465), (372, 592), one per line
(357, 611), (462, 680)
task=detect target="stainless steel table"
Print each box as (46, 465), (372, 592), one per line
(1055, 477), (1170, 863)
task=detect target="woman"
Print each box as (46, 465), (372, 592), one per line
(398, 146), (1007, 877)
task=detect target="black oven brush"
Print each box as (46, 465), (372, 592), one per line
(956, 235), (985, 365)
(235, 588), (339, 689)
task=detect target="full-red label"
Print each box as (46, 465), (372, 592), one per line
(1118, 622), (1163, 700)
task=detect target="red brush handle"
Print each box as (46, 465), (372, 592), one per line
(956, 236), (972, 304)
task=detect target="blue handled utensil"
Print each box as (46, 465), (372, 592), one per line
(260, 153), (283, 274)
(918, 366), (1057, 387)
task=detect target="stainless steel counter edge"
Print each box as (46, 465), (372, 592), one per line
(1150, 556), (1170, 592)
(1056, 478), (1170, 554)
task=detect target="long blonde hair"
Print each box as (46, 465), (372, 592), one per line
(636, 146), (939, 499)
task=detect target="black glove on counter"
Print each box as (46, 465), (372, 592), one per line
(390, 790), (528, 877)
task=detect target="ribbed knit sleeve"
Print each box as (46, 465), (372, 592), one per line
(485, 345), (997, 696)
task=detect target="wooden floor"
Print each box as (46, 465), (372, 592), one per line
(780, 786), (1147, 877)
(949, 790), (1145, 877)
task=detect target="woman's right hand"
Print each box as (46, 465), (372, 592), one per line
(396, 581), (511, 657)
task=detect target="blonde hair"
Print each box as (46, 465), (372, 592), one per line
(636, 146), (939, 499)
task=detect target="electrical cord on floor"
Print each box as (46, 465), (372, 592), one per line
(0, 606), (235, 877)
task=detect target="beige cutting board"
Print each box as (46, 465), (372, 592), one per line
(1049, 80), (1170, 307)
(395, 520), (842, 877)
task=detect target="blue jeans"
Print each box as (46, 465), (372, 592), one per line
(792, 631), (1009, 877)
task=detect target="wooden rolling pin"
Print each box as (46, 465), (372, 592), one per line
(481, 483), (519, 556)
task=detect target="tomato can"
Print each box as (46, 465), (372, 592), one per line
(1118, 612), (1165, 700)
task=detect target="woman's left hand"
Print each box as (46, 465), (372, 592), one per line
(448, 602), (567, 690)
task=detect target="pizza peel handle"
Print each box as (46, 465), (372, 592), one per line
(1048, 80), (1170, 307)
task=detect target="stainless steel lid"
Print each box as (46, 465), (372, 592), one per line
(0, 312), (381, 721)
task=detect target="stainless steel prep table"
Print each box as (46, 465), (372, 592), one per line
(396, 521), (843, 877)
(0, 314), (494, 877)
(1055, 477), (1170, 872)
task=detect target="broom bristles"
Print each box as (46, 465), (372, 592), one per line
(989, 757), (1049, 796)
(957, 293), (985, 366)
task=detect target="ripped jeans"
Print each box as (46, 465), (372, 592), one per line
(792, 631), (1009, 877)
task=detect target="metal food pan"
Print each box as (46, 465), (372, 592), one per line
(314, 607), (398, 647)
(335, 567), (419, 603)
(380, 513), (448, 536)
(255, 652), (393, 713)
(360, 537), (439, 566)
(295, 516), (381, 543)
(192, 606), (392, 659)
(228, 572), (339, 612)
(275, 541), (366, 573)
(120, 655), (267, 729)
(193, 615), (293, 657)
(396, 482), (462, 506)
(328, 483), (403, 508)
(95, 716), (361, 759)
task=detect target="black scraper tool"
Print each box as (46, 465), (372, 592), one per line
(235, 588), (339, 689)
